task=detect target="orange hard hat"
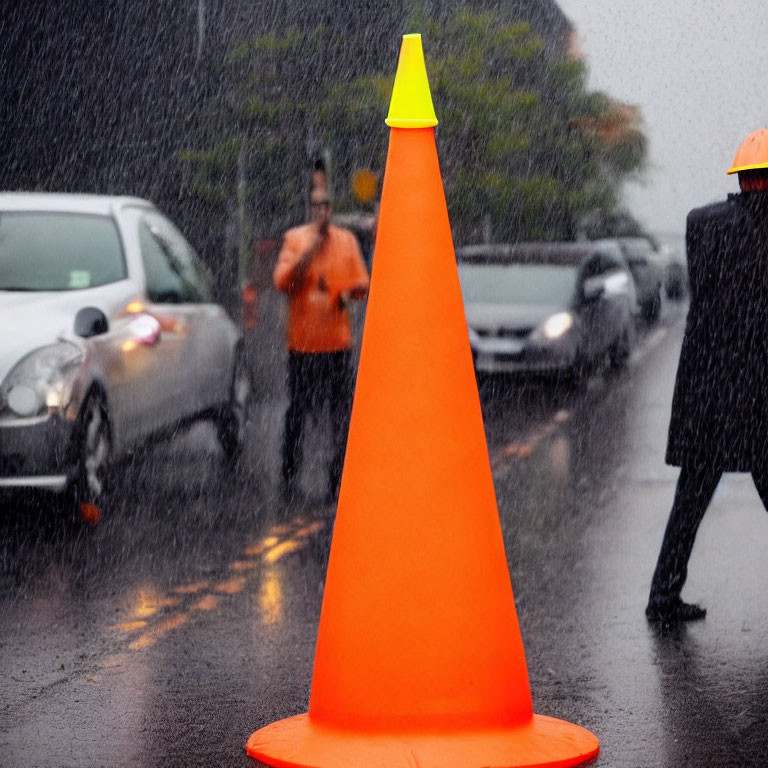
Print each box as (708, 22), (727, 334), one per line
(725, 128), (768, 175)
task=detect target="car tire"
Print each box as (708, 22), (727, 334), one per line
(559, 362), (587, 392)
(68, 391), (112, 525)
(643, 288), (662, 324)
(217, 349), (251, 466)
(666, 267), (686, 300)
(609, 328), (632, 371)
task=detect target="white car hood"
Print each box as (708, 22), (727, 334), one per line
(0, 291), (91, 382)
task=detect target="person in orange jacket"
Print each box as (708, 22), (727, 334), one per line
(274, 185), (369, 502)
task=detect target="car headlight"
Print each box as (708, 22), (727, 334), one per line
(1, 342), (85, 417)
(534, 312), (574, 340)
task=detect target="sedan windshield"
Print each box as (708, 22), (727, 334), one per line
(458, 263), (578, 306)
(0, 212), (126, 291)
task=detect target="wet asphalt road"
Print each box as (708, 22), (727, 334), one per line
(3, 296), (768, 768)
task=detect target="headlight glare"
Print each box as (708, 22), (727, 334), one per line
(539, 312), (574, 340)
(2, 342), (84, 417)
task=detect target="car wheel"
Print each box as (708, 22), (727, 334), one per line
(217, 350), (251, 465)
(69, 392), (112, 524)
(665, 265), (686, 300)
(609, 328), (632, 371)
(643, 288), (662, 323)
(558, 361), (587, 392)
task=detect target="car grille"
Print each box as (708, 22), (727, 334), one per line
(474, 327), (533, 339)
(0, 454), (26, 477)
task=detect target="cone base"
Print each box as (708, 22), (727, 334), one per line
(246, 713), (599, 768)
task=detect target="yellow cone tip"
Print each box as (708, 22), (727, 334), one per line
(385, 33), (438, 129)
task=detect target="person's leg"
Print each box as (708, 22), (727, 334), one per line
(327, 350), (355, 502)
(751, 466), (768, 511)
(646, 461), (722, 621)
(281, 352), (310, 492)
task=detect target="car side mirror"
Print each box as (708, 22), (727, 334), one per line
(74, 307), (109, 338)
(583, 277), (605, 303)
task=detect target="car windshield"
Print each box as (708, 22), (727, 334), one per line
(458, 262), (578, 306)
(0, 212), (126, 291)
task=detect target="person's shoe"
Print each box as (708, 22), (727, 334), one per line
(645, 597), (706, 624)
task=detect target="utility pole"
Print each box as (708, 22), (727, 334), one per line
(197, 0), (205, 61)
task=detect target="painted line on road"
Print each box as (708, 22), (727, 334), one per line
(214, 577), (247, 595)
(490, 323), (673, 474)
(190, 595), (219, 612)
(264, 539), (308, 564)
(244, 536), (280, 556)
(110, 620), (148, 633)
(129, 613), (190, 651)
(172, 580), (210, 595)
(102, 516), (328, 664)
(490, 409), (572, 472)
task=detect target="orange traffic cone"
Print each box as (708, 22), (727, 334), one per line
(246, 33), (599, 768)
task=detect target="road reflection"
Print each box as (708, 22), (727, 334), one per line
(259, 568), (284, 626)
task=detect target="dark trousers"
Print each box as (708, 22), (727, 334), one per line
(281, 350), (354, 497)
(648, 462), (768, 606)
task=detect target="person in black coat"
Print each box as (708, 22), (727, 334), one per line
(647, 129), (768, 624)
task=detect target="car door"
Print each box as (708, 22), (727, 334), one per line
(134, 215), (203, 431)
(577, 257), (611, 360)
(142, 213), (235, 415)
(598, 253), (633, 349)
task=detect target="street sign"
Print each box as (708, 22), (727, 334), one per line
(351, 168), (377, 203)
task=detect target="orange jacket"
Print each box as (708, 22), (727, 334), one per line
(274, 224), (369, 353)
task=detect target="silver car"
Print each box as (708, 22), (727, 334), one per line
(0, 193), (250, 514)
(458, 241), (635, 381)
(613, 237), (666, 323)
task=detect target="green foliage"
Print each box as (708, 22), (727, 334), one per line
(181, 4), (646, 243)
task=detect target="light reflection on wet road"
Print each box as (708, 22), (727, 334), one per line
(2, 302), (768, 767)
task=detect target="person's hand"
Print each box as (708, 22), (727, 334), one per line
(311, 221), (329, 247)
(347, 283), (369, 301)
(293, 225), (327, 286)
(309, 230), (323, 255)
(337, 290), (350, 310)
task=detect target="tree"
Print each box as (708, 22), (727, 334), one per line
(182, 3), (647, 253)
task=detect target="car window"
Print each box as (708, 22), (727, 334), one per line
(582, 257), (607, 279)
(458, 263), (578, 306)
(620, 240), (651, 264)
(0, 212), (126, 291)
(145, 214), (212, 303)
(138, 221), (190, 303)
(138, 216), (211, 304)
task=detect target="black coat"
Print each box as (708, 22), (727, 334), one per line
(666, 193), (768, 470)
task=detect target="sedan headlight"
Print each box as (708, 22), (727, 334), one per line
(534, 312), (574, 341)
(1, 342), (85, 417)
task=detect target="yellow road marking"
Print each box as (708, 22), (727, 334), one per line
(269, 523), (296, 535)
(129, 613), (189, 650)
(264, 539), (306, 564)
(295, 521), (326, 537)
(244, 536), (280, 556)
(110, 620), (148, 633)
(191, 595), (219, 612)
(214, 577), (247, 595)
(173, 580), (210, 595)
(108, 516), (329, 652)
